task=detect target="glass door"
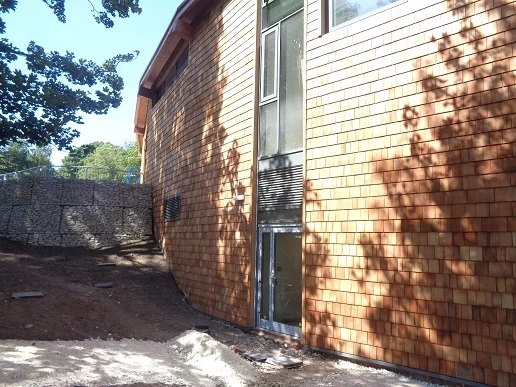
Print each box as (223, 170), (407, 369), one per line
(256, 226), (302, 337)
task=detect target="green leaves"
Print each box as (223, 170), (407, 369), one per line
(42, 0), (66, 22)
(0, 0), (141, 150)
(0, 141), (52, 174)
(61, 141), (104, 167)
(0, 1), (18, 14)
(59, 141), (140, 180)
(92, 0), (142, 28)
(81, 141), (140, 170)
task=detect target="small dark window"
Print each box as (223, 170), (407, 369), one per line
(164, 194), (181, 222)
(154, 46), (189, 104)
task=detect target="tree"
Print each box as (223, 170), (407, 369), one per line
(0, 141), (52, 174)
(58, 141), (139, 181)
(82, 141), (140, 170)
(60, 141), (106, 167)
(0, 1), (141, 150)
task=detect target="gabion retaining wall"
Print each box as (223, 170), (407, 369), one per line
(0, 177), (152, 247)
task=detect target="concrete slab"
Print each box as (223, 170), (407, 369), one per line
(243, 352), (271, 363)
(94, 282), (113, 288)
(193, 325), (210, 334)
(11, 291), (44, 299)
(265, 355), (303, 369)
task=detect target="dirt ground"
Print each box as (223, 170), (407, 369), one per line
(0, 238), (206, 342)
(0, 238), (444, 387)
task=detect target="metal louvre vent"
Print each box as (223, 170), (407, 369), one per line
(258, 165), (303, 212)
(163, 194), (181, 222)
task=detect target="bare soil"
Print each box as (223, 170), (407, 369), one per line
(0, 237), (211, 342)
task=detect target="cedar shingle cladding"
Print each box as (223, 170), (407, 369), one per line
(143, 0), (256, 326)
(141, 0), (516, 384)
(305, 0), (516, 385)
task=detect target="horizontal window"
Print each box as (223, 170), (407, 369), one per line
(154, 46), (189, 104)
(329, 0), (400, 30)
(262, 0), (303, 29)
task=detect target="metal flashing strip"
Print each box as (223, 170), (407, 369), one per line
(11, 292), (44, 299)
(258, 150), (303, 171)
(306, 345), (489, 387)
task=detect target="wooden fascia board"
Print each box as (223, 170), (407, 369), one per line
(134, 0), (207, 150)
(138, 86), (153, 99)
(172, 17), (194, 42)
(134, 95), (150, 145)
(140, 32), (182, 89)
(139, 0), (198, 90)
(135, 132), (144, 155)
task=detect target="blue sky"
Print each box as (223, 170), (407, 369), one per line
(3, 0), (182, 164)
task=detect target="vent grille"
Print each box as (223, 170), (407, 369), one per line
(163, 194), (181, 222)
(258, 165), (303, 212)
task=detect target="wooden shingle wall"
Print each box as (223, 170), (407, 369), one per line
(305, 0), (516, 384)
(143, 0), (256, 327)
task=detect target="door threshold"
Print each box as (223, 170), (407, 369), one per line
(250, 328), (303, 349)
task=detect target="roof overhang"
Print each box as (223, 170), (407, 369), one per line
(134, 0), (212, 151)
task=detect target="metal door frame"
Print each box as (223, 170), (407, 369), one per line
(255, 224), (302, 338)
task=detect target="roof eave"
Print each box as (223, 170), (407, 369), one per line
(139, 0), (207, 90)
(134, 0), (210, 153)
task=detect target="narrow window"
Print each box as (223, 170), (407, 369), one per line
(153, 46), (189, 104)
(278, 11), (303, 153)
(259, 0), (303, 158)
(261, 28), (278, 102)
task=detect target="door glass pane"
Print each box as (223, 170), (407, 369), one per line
(279, 10), (303, 153)
(262, 0), (303, 29)
(261, 232), (271, 320)
(259, 101), (278, 157)
(273, 232), (302, 327)
(262, 30), (276, 100)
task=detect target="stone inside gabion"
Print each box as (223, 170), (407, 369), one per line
(0, 177), (152, 248)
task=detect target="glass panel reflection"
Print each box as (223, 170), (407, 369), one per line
(263, 30), (276, 99)
(279, 10), (303, 153)
(261, 233), (271, 320)
(262, 0), (303, 29)
(259, 102), (278, 156)
(273, 232), (302, 327)
(331, 0), (396, 28)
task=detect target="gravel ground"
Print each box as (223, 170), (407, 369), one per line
(0, 331), (256, 387)
(0, 330), (445, 387)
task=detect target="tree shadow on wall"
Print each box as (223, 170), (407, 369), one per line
(355, 0), (515, 383)
(303, 178), (340, 350)
(144, 1), (253, 327)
